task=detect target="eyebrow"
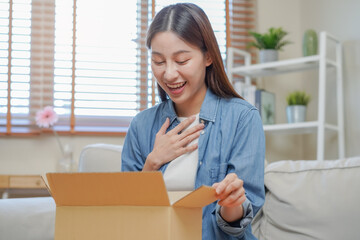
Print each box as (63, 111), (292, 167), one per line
(151, 50), (191, 56)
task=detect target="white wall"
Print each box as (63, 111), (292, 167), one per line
(257, 0), (360, 161)
(1, 0), (359, 174)
(257, 0), (307, 161)
(299, 0), (360, 159)
(0, 135), (124, 174)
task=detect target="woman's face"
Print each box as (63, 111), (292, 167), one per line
(150, 31), (212, 117)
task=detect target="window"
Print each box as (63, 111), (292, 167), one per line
(0, 0), (256, 135)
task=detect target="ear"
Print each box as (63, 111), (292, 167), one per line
(205, 52), (212, 67)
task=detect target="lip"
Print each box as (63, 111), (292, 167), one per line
(166, 82), (187, 95)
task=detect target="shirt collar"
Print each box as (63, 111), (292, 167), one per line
(161, 88), (219, 124)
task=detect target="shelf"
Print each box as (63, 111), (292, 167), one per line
(227, 32), (345, 160)
(264, 121), (318, 134)
(231, 55), (336, 78)
(264, 121), (339, 135)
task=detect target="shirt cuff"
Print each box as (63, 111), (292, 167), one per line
(215, 198), (254, 237)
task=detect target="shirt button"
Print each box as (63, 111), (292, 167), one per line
(201, 130), (205, 134)
(199, 161), (203, 165)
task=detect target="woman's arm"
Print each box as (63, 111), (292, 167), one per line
(121, 116), (145, 172)
(213, 108), (265, 234)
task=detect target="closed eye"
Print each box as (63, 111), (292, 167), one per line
(176, 59), (189, 65)
(152, 59), (165, 65)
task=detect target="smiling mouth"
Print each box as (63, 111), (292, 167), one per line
(166, 82), (187, 90)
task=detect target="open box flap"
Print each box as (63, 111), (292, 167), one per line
(41, 174), (52, 196)
(46, 172), (170, 206)
(172, 186), (217, 208)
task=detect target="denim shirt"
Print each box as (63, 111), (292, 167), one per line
(122, 89), (265, 240)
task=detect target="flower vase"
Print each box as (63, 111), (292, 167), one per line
(57, 143), (76, 172)
(303, 29), (318, 56)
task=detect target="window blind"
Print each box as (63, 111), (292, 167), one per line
(54, 0), (138, 133)
(229, 0), (257, 82)
(1, 0), (257, 135)
(0, 0), (33, 134)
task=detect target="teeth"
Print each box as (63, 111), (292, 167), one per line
(167, 82), (185, 89)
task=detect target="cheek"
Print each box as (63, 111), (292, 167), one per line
(182, 63), (206, 80)
(151, 65), (163, 79)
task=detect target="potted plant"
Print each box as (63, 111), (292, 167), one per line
(248, 27), (291, 63)
(286, 91), (311, 123)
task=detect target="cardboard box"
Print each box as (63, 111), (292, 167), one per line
(44, 171), (217, 240)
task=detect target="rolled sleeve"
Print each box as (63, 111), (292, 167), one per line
(215, 198), (253, 237)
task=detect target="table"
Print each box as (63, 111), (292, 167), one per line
(0, 175), (50, 198)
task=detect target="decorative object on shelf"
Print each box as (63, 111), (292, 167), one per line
(286, 91), (311, 123)
(303, 29), (318, 56)
(255, 89), (275, 125)
(35, 106), (76, 172)
(248, 27), (292, 63)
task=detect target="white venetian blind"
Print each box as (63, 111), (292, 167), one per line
(1, 0), (256, 135)
(53, 0), (140, 133)
(0, 0), (32, 134)
(229, 0), (257, 83)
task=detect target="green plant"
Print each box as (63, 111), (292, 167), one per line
(248, 27), (291, 50)
(286, 91), (311, 106)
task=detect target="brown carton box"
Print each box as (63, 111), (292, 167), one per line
(44, 171), (217, 240)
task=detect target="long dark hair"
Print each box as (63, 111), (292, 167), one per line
(146, 3), (243, 102)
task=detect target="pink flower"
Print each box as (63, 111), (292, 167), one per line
(35, 106), (59, 128)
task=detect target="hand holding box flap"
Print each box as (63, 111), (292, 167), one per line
(45, 172), (170, 206)
(172, 186), (217, 208)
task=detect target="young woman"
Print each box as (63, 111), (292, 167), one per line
(122, 3), (265, 239)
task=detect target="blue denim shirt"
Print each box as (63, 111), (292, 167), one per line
(122, 89), (265, 240)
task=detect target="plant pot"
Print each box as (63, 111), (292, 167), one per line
(286, 105), (307, 123)
(259, 49), (278, 63)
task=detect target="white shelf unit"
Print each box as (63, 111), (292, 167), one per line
(227, 31), (345, 161)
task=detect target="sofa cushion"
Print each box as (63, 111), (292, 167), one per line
(257, 156), (360, 240)
(0, 197), (55, 240)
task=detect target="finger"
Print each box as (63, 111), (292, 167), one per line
(179, 130), (201, 147)
(158, 118), (170, 134)
(218, 187), (245, 206)
(219, 194), (246, 208)
(170, 115), (196, 134)
(214, 173), (238, 195)
(180, 122), (204, 139)
(217, 179), (243, 199)
(175, 142), (199, 156)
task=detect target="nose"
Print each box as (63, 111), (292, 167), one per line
(164, 62), (179, 81)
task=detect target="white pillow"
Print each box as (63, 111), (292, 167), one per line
(0, 197), (55, 240)
(257, 156), (360, 240)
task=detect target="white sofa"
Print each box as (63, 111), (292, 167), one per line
(0, 144), (359, 240)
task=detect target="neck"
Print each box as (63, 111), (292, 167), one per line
(175, 88), (206, 117)
(176, 105), (201, 117)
